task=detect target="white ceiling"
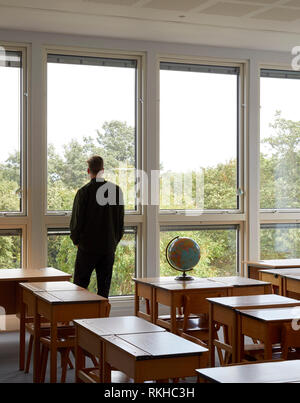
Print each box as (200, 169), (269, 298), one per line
(0, 0), (299, 51)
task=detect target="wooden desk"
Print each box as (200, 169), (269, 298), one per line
(259, 269), (300, 295)
(19, 281), (82, 371)
(74, 316), (166, 383)
(196, 360), (300, 383)
(33, 287), (108, 383)
(134, 276), (271, 332)
(283, 274), (300, 298)
(153, 280), (232, 333)
(207, 294), (300, 366)
(245, 259), (300, 280)
(237, 306), (300, 361)
(133, 276), (208, 322)
(74, 317), (207, 383)
(0, 268), (71, 316)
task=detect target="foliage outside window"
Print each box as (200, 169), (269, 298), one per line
(47, 54), (137, 212)
(160, 226), (238, 277)
(160, 62), (240, 211)
(260, 223), (300, 260)
(0, 229), (22, 268)
(260, 69), (300, 210)
(0, 50), (23, 212)
(47, 228), (137, 296)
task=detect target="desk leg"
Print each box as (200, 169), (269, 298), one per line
(134, 283), (139, 317)
(152, 288), (158, 325)
(50, 322), (58, 383)
(208, 303), (215, 367)
(264, 326), (273, 361)
(75, 326), (85, 383)
(19, 298), (26, 371)
(33, 312), (41, 383)
(231, 316), (238, 364)
(236, 314), (244, 363)
(102, 346), (111, 383)
(170, 296), (177, 334)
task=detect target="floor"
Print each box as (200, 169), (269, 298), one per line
(0, 332), (197, 383)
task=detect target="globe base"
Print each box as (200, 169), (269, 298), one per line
(175, 273), (194, 281)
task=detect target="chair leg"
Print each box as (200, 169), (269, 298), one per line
(25, 335), (34, 373)
(60, 348), (70, 383)
(40, 345), (49, 383)
(67, 355), (74, 370)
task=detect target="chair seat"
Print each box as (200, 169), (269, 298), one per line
(177, 316), (209, 332)
(40, 334), (75, 349)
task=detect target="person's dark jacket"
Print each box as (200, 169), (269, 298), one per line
(70, 178), (124, 254)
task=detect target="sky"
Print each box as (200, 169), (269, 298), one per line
(1, 61), (300, 173)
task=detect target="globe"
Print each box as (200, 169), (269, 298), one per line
(166, 236), (201, 281)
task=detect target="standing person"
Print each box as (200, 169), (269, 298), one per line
(70, 156), (124, 298)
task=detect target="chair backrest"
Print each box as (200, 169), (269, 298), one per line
(183, 291), (224, 317)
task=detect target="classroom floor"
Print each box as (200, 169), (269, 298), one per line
(0, 332), (198, 383)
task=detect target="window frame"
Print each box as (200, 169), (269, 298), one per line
(0, 44), (28, 217)
(158, 57), (245, 215)
(259, 63), (300, 258)
(159, 223), (241, 275)
(46, 222), (142, 299)
(40, 46), (146, 300)
(260, 222), (300, 260)
(0, 224), (26, 269)
(43, 47), (145, 217)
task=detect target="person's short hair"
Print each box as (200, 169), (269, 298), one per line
(87, 156), (104, 175)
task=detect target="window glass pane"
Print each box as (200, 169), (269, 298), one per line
(160, 226), (238, 277)
(47, 227), (137, 296)
(0, 229), (22, 268)
(260, 69), (300, 209)
(0, 50), (22, 212)
(160, 62), (239, 210)
(47, 54), (137, 212)
(260, 223), (300, 259)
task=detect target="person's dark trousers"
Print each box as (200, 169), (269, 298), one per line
(74, 248), (115, 298)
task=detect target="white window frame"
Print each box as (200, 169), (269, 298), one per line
(0, 43), (29, 269)
(0, 44), (28, 217)
(158, 56), (245, 216)
(153, 55), (248, 277)
(259, 63), (300, 258)
(40, 46), (146, 300)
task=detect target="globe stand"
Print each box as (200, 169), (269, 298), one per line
(175, 271), (194, 281)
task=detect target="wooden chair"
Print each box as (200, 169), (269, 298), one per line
(24, 321), (75, 373)
(39, 303), (111, 383)
(177, 294), (218, 344)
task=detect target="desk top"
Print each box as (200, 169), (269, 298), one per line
(245, 259), (300, 269)
(0, 268), (71, 282)
(133, 276), (211, 285)
(196, 360), (300, 383)
(74, 316), (165, 336)
(134, 276), (269, 290)
(153, 280), (232, 291)
(35, 289), (107, 305)
(259, 268), (300, 277)
(238, 306), (300, 322)
(208, 276), (270, 287)
(102, 331), (207, 360)
(207, 294), (299, 309)
(283, 274), (300, 282)
(20, 281), (82, 292)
